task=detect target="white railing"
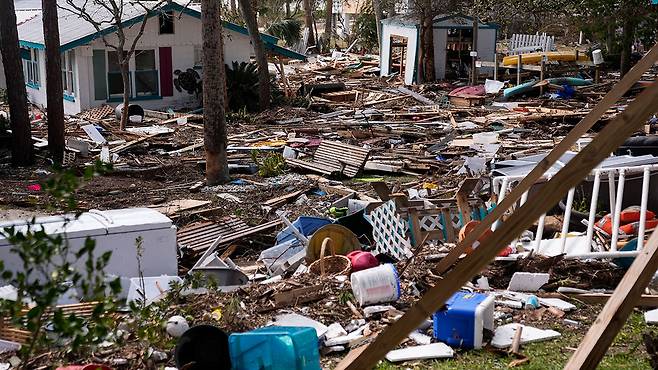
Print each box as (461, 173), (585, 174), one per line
(493, 164), (658, 259)
(508, 33), (555, 55)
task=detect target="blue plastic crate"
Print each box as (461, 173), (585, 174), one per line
(432, 291), (494, 349)
(229, 326), (321, 370)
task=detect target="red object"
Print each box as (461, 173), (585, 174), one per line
(595, 206), (656, 235)
(159, 47), (173, 97)
(27, 184), (41, 192)
(56, 365), (113, 370)
(498, 246), (514, 257)
(448, 85), (486, 97)
(620, 218), (658, 235)
(346, 251), (379, 272)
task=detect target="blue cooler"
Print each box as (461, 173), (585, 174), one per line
(229, 326), (321, 370)
(432, 291), (494, 349)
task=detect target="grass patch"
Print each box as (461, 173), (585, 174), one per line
(373, 312), (651, 370)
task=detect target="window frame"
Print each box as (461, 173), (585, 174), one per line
(22, 48), (40, 88)
(61, 50), (76, 99)
(105, 49), (160, 100)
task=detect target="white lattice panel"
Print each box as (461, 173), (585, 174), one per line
(367, 200), (413, 261)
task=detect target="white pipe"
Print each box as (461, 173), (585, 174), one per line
(560, 188), (575, 254)
(610, 169), (626, 252)
(520, 190), (529, 206)
(564, 251), (640, 260)
(638, 166), (651, 250)
(608, 171), (616, 226)
(534, 213), (546, 251)
(493, 177), (509, 231)
(585, 171), (601, 252)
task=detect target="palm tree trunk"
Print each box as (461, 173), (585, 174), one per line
(372, 0), (384, 50)
(0, 0), (33, 166)
(620, 15), (634, 77)
(324, 0), (332, 36)
(303, 0), (315, 46)
(42, 0), (65, 164)
(238, 0), (271, 110)
(202, 0), (230, 185)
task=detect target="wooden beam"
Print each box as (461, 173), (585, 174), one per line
(335, 79), (658, 370)
(565, 229), (658, 369)
(434, 43), (658, 275)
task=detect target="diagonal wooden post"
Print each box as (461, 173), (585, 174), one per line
(565, 228), (658, 369)
(336, 79), (658, 370)
(434, 43), (658, 275)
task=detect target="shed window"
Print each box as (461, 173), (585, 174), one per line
(159, 11), (174, 34)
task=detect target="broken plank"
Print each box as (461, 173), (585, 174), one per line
(150, 199), (211, 216)
(363, 95), (407, 106)
(397, 87), (436, 105)
(273, 285), (324, 307)
(110, 133), (160, 154)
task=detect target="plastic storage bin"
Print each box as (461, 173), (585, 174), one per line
(432, 291), (494, 349)
(229, 326), (321, 370)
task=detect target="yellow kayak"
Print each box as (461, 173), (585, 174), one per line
(502, 51), (590, 66)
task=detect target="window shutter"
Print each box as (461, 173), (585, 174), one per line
(92, 50), (107, 100)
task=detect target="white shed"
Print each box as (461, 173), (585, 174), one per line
(380, 14), (498, 84)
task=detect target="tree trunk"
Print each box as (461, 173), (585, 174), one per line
(238, 0), (271, 110)
(471, 16), (478, 85)
(202, 0), (230, 185)
(372, 0), (383, 51)
(324, 0), (332, 36)
(620, 15), (634, 77)
(0, 0), (33, 166)
(303, 0), (315, 47)
(119, 57), (130, 131)
(606, 17), (615, 54)
(42, 0), (65, 164)
(419, 10), (435, 82)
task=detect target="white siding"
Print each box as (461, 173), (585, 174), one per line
(77, 12), (254, 113)
(379, 23), (419, 85)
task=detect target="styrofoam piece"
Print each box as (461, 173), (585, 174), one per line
(491, 324), (561, 348)
(385, 343), (454, 362)
(496, 300), (523, 309)
(408, 331), (432, 345)
(645, 308), (658, 324)
(539, 297), (577, 311)
(324, 324), (368, 346)
(325, 323), (347, 340)
(272, 313), (328, 338)
(363, 305), (395, 318)
(127, 275), (182, 305)
(507, 272), (550, 292)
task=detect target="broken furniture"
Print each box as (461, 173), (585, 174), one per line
(0, 208), (178, 295)
(286, 140), (370, 178)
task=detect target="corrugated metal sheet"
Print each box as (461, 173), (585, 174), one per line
(177, 219), (250, 253)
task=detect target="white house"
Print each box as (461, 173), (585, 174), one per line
(6, 1), (304, 115)
(380, 14), (498, 84)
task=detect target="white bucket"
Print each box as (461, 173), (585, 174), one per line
(592, 49), (604, 65)
(351, 264), (401, 306)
